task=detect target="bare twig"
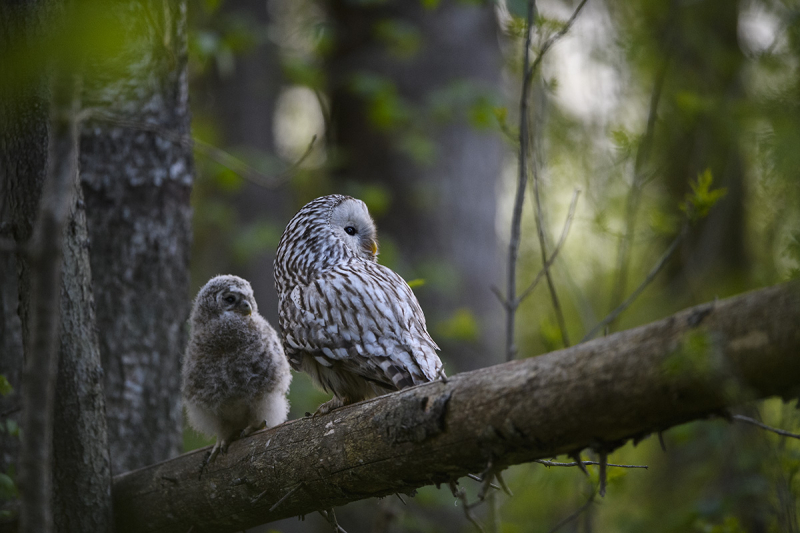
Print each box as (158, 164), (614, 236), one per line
(546, 490), (597, 533)
(732, 414), (800, 440)
(504, 0), (538, 362)
(84, 109), (316, 189)
(449, 481), (486, 533)
(598, 451), (608, 497)
(467, 473), (500, 492)
(318, 508), (348, 533)
(527, 0), (591, 81)
(517, 189), (580, 304)
(581, 222), (688, 343)
(535, 459), (647, 469)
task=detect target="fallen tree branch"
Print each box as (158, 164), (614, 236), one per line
(113, 283), (800, 533)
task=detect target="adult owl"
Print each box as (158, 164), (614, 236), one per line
(182, 275), (292, 462)
(274, 194), (444, 415)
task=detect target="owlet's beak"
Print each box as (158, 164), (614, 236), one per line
(240, 300), (252, 316)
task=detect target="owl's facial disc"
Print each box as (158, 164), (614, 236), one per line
(330, 199), (378, 261)
(219, 288), (252, 316)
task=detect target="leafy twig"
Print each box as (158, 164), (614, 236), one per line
(732, 414), (800, 440)
(581, 222), (688, 343)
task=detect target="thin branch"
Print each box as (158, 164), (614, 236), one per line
(609, 56), (670, 318)
(529, 143), (571, 348)
(546, 490), (597, 533)
(526, 0), (591, 81)
(598, 451), (607, 497)
(732, 414), (800, 440)
(535, 459), (647, 469)
(517, 189), (580, 304)
(83, 109), (316, 189)
(505, 0), (537, 362)
(581, 222), (688, 343)
(524, 1), (591, 350)
(504, 0), (590, 361)
(449, 481), (486, 533)
(318, 509), (348, 533)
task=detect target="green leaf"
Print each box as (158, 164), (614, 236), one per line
(0, 473), (17, 499)
(680, 169), (727, 222)
(406, 278), (426, 289)
(0, 375), (12, 397)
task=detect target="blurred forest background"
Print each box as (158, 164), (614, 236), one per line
(1, 0), (800, 531)
(186, 0), (800, 530)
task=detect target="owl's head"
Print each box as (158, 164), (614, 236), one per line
(275, 195), (380, 287)
(192, 275), (257, 322)
(329, 197), (379, 261)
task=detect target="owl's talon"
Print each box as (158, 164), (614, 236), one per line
(240, 420), (266, 439)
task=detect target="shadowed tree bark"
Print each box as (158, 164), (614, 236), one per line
(1, 3), (113, 530)
(79, 0), (194, 473)
(326, 0), (505, 372)
(0, 3), (49, 513)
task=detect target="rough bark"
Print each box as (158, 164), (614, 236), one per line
(326, 0), (505, 371)
(19, 72), (80, 533)
(0, 2), (49, 512)
(112, 283), (800, 533)
(79, 0), (194, 473)
(52, 167), (113, 531)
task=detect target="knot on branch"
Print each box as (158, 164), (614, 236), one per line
(373, 392), (451, 445)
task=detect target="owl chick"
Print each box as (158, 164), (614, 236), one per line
(274, 194), (444, 415)
(182, 275), (291, 463)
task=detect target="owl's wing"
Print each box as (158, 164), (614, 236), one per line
(281, 261), (442, 390)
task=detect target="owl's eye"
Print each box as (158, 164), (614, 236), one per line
(344, 226), (357, 236)
(223, 295), (236, 304)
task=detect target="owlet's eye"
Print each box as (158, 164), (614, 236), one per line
(344, 226), (357, 236)
(223, 295), (236, 304)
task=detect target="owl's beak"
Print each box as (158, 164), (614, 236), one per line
(370, 239), (378, 257)
(240, 300), (252, 316)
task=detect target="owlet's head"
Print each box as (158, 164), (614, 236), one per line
(192, 275), (257, 323)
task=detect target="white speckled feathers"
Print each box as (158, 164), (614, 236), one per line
(182, 275), (291, 458)
(274, 195), (443, 410)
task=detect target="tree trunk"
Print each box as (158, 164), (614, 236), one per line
(112, 283), (800, 533)
(79, 0), (194, 473)
(326, 0), (505, 371)
(52, 162), (113, 532)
